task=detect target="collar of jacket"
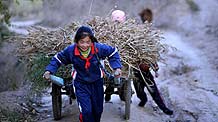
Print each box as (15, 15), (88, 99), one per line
(74, 43), (99, 70)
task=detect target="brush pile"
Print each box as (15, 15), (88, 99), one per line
(13, 23), (79, 61)
(13, 16), (169, 75)
(88, 17), (167, 70)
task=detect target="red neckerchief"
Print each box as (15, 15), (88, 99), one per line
(74, 43), (98, 70)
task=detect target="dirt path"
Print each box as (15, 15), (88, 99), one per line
(158, 30), (218, 122)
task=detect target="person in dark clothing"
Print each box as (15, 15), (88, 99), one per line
(139, 8), (153, 23)
(43, 25), (122, 122)
(133, 63), (173, 115)
(105, 9), (173, 115)
(137, 8), (173, 115)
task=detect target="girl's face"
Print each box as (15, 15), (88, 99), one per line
(77, 36), (92, 51)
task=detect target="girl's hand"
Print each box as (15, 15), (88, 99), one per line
(43, 71), (51, 80)
(114, 68), (122, 77)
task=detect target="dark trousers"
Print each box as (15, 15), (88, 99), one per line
(133, 70), (168, 111)
(74, 79), (104, 122)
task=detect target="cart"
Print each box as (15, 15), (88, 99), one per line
(49, 67), (134, 120)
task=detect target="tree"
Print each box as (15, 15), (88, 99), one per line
(0, 0), (11, 24)
(0, 0), (11, 41)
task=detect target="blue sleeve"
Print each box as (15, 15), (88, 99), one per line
(96, 43), (122, 69)
(45, 45), (72, 74)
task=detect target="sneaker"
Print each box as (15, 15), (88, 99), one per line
(105, 94), (111, 102)
(138, 100), (146, 107)
(163, 108), (173, 115)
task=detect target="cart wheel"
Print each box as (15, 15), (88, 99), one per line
(124, 79), (131, 120)
(52, 83), (62, 120)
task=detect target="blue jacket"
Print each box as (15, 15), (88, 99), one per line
(45, 42), (122, 83)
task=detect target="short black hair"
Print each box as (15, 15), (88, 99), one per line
(74, 26), (98, 43)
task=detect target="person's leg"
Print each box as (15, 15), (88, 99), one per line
(91, 79), (104, 122)
(133, 78), (148, 107)
(104, 84), (114, 102)
(146, 72), (173, 115)
(74, 81), (94, 122)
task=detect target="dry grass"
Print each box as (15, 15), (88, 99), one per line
(11, 16), (170, 75)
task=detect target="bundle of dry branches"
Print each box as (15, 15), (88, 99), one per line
(12, 23), (79, 61)
(13, 16), (168, 74)
(88, 16), (167, 70)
